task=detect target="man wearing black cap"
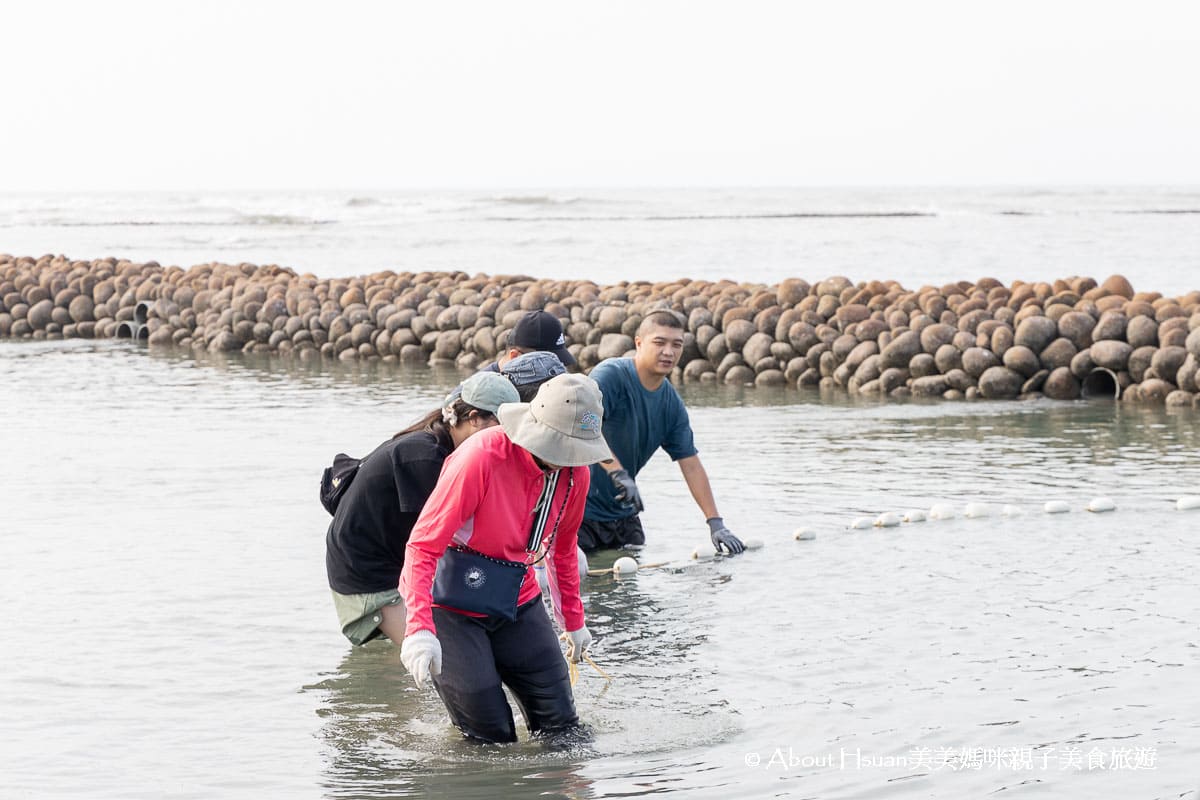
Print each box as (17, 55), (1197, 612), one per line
(479, 310), (576, 373)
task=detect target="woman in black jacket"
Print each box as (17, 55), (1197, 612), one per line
(325, 371), (520, 646)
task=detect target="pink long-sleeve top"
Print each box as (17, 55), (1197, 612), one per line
(400, 425), (590, 637)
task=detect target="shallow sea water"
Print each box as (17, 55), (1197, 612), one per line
(2, 339), (1199, 799)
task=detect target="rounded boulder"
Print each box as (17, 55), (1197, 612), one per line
(1100, 274), (1135, 299)
(1038, 338), (1078, 371)
(1125, 315), (1159, 349)
(919, 323), (957, 354)
(68, 294), (96, 323)
(598, 333), (635, 361)
(978, 366), (1024, 399)
(1043, 367), (1080, 400)
(1070, 349), (1096, 379)
(934, 343), (962, 373)
(1140, 378), (1174, 404)
(962, 347), (1001, 378)
(990, 325), (1014, 358)
(1090, 340), (1133, 371)
(1150, 345), (1187, 380)
(741, 332), (775, 365)
(1093, 311), (1128, 342)
(724, 319), (757, 352)
(879, 330), (921, 369)
(1002, 345), (1041, 378)
(1186, 327), (1200, 358)
(1014, 315), (1058, 353)
(1057, 311), (1096, 350)
(1127, 346), (1156, 383)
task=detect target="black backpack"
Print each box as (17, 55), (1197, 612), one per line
(320, 453), (361, 515)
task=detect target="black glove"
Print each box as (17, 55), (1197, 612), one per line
(609, 468), (644, 512)
(707, 517), (745, 554)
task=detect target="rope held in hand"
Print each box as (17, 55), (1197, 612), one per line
(559, 632), (612, 686)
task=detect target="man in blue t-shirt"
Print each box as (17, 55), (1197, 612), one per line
(580, 310), (744, 555)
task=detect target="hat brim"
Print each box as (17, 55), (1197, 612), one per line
(497, 402), (612, 467)
(552, 344), (576, 367)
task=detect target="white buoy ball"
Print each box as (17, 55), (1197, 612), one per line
(963, 502), (991, 519)
(1001, 504), (1022, 517)
(613, 556), (639, 576)
(929, 504), (957, 520)
(1177, 496), (1200, 511)
(1086, 497), (1116, 513)
(848, 517), (873, 530)
(874, 512), (902, 528)
(793, 527), (818, 541)
(902, 509), (927, 523)
(742, 538), (764, 550)
(691, 545), (716, 560)
(1044, 501), (1070, 514)
(577, 546), (590, 581)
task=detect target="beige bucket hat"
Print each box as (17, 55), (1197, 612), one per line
(497, 373), (613, 467)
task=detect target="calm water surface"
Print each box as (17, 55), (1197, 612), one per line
(2, 340), (1198, 799)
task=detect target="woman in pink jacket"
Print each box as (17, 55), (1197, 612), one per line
(399, 373), (611, 743)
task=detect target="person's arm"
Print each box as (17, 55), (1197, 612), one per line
(678, 455), (745, 554)
(677, 455), (720, 520)
(399, 446), (489, 636)
(597, 457), (624, 472)
(596, 456), (643, 511)
(544, 466), (590, 631)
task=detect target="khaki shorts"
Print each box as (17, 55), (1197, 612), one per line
(331, 588), (405, 646)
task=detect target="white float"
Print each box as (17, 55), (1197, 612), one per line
(1043, 501), (1070, 514)
(613, 556), (639, 575)
(793, 527), (818, 541)
(1001, 504), (1022, 517)
(1086, 497), (1116, 513)
(928, 504), (957, 520)
(963, 502), (991, 519)
(1177, 496), (1200, 511)
(902, 509), (927, 523)
(874, 512), (902, 528)
(690, 545), (716, 560)
(848, 517), (874, 530)
(742, 538), (765, 550)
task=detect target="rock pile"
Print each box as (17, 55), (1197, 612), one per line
(4, 254), (1200, 406)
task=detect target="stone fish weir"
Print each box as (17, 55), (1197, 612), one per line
(4, 253), (1200, 407)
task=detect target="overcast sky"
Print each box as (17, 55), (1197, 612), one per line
(2, 1), (1198, 191)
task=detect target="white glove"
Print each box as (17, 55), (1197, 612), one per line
(565, 625), (592, 663)
(400, 630), (442, 688)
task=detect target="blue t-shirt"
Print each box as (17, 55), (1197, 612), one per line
(585, 358), (698, 521)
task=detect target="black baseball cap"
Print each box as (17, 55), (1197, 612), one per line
(510, 310), (576, 366)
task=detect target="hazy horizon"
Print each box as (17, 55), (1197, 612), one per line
(3, 1), (1198, 192)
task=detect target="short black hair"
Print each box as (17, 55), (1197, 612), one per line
(513, 378), (550, 402)
(637, 310), (685, 336)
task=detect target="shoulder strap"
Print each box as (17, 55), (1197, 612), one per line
(525, 470), (575, 566)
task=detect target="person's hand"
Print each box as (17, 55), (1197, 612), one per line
(707, 517), (745, 555)
(400, 630), (442, 688)
(565, 626), (593, 663)
(609, 468), (644, 512)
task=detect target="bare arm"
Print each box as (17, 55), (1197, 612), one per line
(676, 454), (720, 521)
